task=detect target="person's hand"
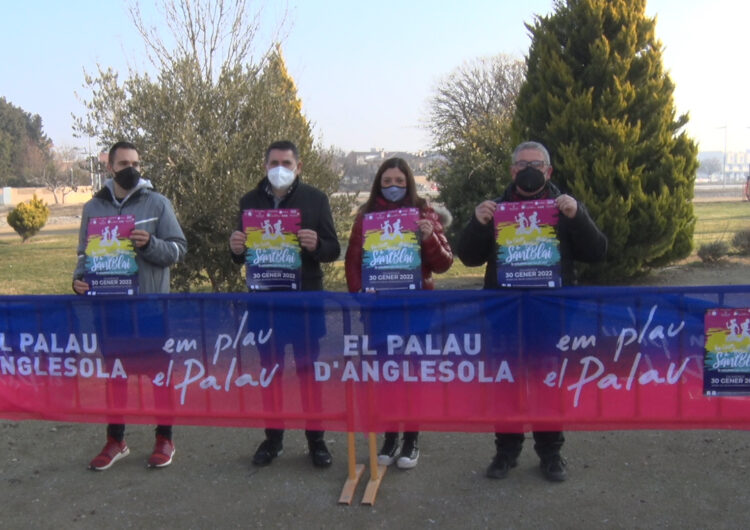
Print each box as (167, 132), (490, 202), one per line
(73, 279), (90, 295)
(297, 229), (319, 251)
(474, 200), (497, 225)
(130, 229), (151, 248)
(229, 230), (247, 255)
(416, 219), (434, 239)
(556, 194), (578, 219)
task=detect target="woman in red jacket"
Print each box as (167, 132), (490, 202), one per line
(345, 157), (453, 469)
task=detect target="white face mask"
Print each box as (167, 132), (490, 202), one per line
(267, 166), (296, 189)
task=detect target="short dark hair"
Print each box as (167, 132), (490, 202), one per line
(108, 141), (139, 165)
(264, 140), (299, 163)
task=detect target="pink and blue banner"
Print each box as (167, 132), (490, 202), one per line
(2, 287), (750, 432)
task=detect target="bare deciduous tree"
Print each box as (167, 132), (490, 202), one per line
(39, 147), (87, 205)
(427, 55), (525, 150)
(425, 54), (525, 240)
(697, 157), (721, 178)
(129, 0), (286, 80)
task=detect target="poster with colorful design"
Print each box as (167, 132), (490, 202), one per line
(83, 215), (138, 295)
(494, 199), (560, 288)
(704, 308), (750, 395)
(362, 207), (421, 291)
(243, 209), (302, 290)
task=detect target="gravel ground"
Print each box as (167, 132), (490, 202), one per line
(2, 422), (750, 529)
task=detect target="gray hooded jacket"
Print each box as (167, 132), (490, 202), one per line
(73, 178), (187, 294)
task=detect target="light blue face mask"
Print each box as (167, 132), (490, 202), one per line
(382, 185), (407, 202)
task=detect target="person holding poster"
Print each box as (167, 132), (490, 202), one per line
(72, 141), (187, 470)
(457, 141), (607, 482)
(229, 140), (340, 468)
(345, 157), (453, 469)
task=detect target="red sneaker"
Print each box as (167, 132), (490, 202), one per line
(89, 436), (129, 471)
(148, 435), (175, 468)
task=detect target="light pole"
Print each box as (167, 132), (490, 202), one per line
(717, 125), (727, 188)
(68, 146), (81, 191)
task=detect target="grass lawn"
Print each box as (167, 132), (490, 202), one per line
(1, 200), (749, 295)
(0, 233), (79, 294)
(693, 201), (750, 247)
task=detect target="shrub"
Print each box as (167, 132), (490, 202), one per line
(6, 194), (50, 242)
(697, 241), (729, 263)
(732, 230), (750, 255)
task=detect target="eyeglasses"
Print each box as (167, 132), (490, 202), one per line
(512, 160), (547, 170)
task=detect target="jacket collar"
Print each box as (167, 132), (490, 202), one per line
(96, 178), (153, 206)
(260, 176), (300, 204)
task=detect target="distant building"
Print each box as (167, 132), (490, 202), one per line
(337, 149), (444, 193)
(725, 151), (750, 182)
(699, 150), (750, 183)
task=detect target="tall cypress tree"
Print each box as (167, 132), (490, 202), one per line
(513, 0), (698, 281)
(252, 48), (354, 287)
(254, 47), (340, 197)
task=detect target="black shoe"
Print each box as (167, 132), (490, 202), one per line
(540, 454), (568, 482)
(378, 436), (399, 466)
(252, 439), (283, 466)
(396, 438), (419, 469)
(486, 453), (517, 479)
(309, 439), (332, 468)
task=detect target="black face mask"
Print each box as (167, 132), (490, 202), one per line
(515, 167), (546, 193)
(114, 166), (141, 191)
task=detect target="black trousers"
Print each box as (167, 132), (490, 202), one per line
(264, 428), (323, 444)
(494, 431), (564, 460)
(107, 424), (172, 442)
(384, 431), (418, 443)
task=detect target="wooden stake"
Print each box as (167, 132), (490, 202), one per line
(361, 432), (387, 505)
(338, 432), (365, 504)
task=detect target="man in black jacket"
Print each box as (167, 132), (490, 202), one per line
(457, 141), (607, 482)
(229, 140), (340, 468)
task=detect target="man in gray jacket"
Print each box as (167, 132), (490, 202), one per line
(73, 141), (187, 471)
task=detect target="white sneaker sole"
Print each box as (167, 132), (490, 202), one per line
(148, 448), (175, 468)
(378, 453), (398, 466)
(89, 447), (130, 471)
(396, 455), (419, 469)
